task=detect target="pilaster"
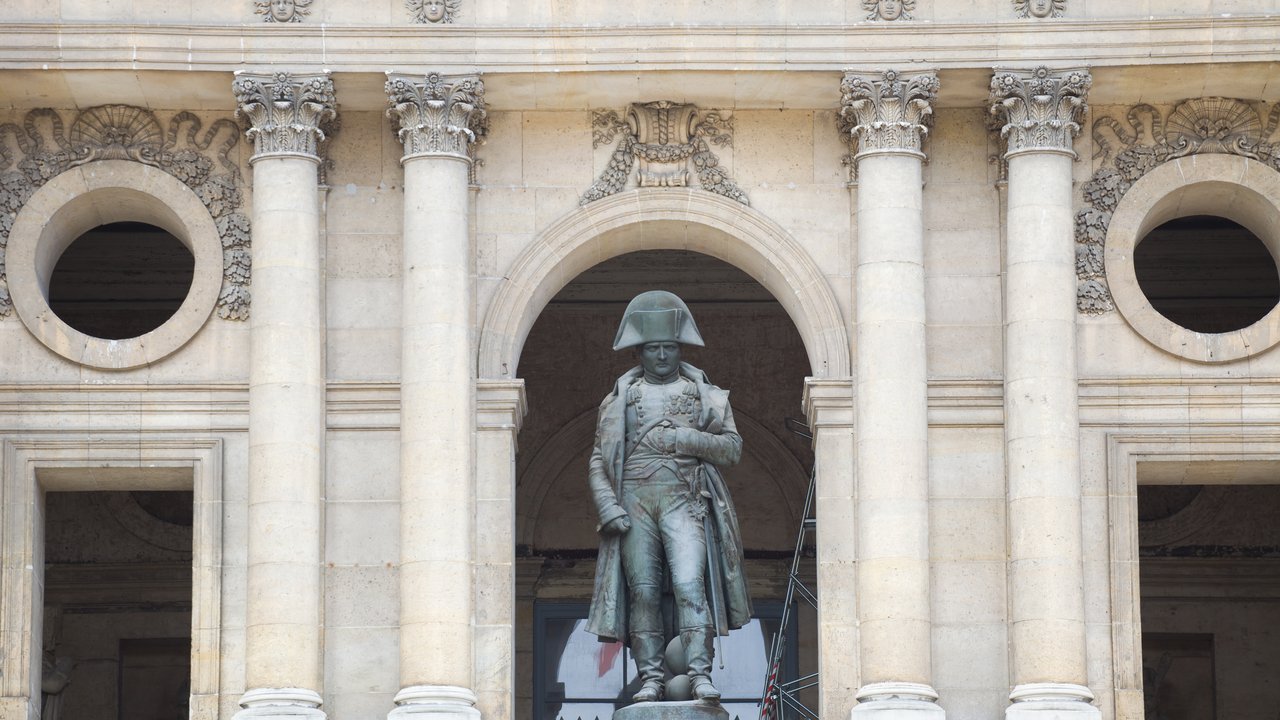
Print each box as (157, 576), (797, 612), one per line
(232, 70), (336, 720)
(989, 67), (1100, 720)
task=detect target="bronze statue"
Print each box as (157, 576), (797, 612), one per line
(586, 290), (751, 705)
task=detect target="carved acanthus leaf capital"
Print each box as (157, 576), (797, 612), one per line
(838, 70), (939, 159)
(233, 71), (336, 161)
(989, 66), (1091, 157)
(385, 72), (487, 162)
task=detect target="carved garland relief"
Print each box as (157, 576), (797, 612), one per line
(0, 106), (251, 320)
(583, 101), (748, 206)
(1075, 98), (1280, 314)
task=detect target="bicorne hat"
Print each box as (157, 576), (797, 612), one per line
(612, 290), (706, 351)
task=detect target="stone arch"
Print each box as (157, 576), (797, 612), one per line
(1105, 154), (1280, 363)
(477, 188), (850, 379)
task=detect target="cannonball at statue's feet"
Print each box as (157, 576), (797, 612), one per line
(633, 680), (664, 703)
(691, 675), (720, 702)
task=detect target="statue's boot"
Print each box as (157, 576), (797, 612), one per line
(682, 627), (721, 702)
(630, 631), (665, 703)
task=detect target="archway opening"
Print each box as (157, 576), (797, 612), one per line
(1134, 215), (1280, 334)
(515, 249), (817, 720)
(47, 221), (195, 340)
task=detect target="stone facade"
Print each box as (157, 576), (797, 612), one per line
(1, 3), (1279, 720)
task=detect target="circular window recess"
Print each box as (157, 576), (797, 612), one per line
(1134, 215), (1280, 334)
(6, 161), (223, 369)
(47, 222), (196, 341)
(1105, 154), (1280, 363)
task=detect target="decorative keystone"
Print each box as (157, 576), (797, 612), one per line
(838, 70), (939, 159)
(233, 71), (336, 161)
(989, 66), (1092, 158)
(385, 72), (487, 162)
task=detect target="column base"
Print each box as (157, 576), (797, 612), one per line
(233, 688), (327, 720)
(388, 685), (482, 720)
(1006, 684), (1101, 720)
(852, 682), (945, 720)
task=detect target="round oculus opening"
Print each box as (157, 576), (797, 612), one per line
(47, 221), (195, 340)
(1133, 215), (1280, 334)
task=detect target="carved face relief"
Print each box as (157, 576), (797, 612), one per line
(1015, 0), (1064, 18)
(424, 0), (446, 21)
(862, 0), (913, 21)
(270, 0), (295, 21)
(1030, 0), (1052, 16)
(879, 0), (903, 19)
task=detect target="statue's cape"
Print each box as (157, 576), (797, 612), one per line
(586, 362), (752, 642)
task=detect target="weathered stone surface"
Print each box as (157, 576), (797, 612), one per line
(614, 700), (730, 720)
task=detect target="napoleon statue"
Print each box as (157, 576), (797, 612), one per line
(586, 290), (751, 705)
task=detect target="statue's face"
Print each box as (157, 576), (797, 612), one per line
(270, 0), (294, 21)
(1029, 0), (1053, 17)
(639, 342), (681, 382)
(424, 0), (447, 21)
(878, 0), (903, 20)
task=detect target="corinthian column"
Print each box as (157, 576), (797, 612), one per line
(385, 72), (487, 720)
(989, 67), (1099, 720)
(839, 69), (943, 720)
(232, 70), (336, 720)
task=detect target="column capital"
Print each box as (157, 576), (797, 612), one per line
(838, 69), (939, 160)
(232, 71), (336, 162)
(385, 72), (488, 163)
(802, 377), (855, 431)
(989, 66), (1092, 159)
(476, 379), (527, 434)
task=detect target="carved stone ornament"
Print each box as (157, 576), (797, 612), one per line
(989, 66), (1091, 157)
(862, 0), (914, 21)
(838, 70), (939, 160)
(1074, 97), (1280, 314)
(0, 106), (252, 320)
(406, 0), (460, 23)
(233, 71), (337, 160)
(254, 0), (312, 22)
(385, 72), (487, 162)
(582, 102), (748, 206)
(1014, 0), (1066, 18)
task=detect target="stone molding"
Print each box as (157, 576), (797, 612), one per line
(389, 685), (481, 720)
(385, 72), (487, 163)
(476, 379), (527, 434)
(234, 688), (326, 720)
(581, 101), (748, 205)
(989, 66), (1091, 158)
(1076, 97), (1280, 315)
(838, 70), (939, 160)
(802, 378), (855, 434)
(0, 105), (251, 321)
(1006, 683), (1099, 720)
(233, 71), (337, 161)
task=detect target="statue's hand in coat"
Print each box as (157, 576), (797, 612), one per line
(600, 514), (632, 536)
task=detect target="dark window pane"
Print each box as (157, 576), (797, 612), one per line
(543, 618), (631, 700)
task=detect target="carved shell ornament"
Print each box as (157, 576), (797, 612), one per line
(1075, 97), (1280, 314)
(0, 105), (252, 320)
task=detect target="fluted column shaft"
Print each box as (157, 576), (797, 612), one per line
(233, 71), (336, 720)
(841, 70), (944, 720)
(385, 72), (487, 720)
(990, 67), (1100, 720)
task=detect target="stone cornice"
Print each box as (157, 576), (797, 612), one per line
(232, 70), (336, 160)
(839, 69), (939, 159)
(989, 65), (1091, 157)
(385, 71), (487, 162)
(0, 15), (1276, 83)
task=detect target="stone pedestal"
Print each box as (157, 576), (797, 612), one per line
(614, 701), (730, 720)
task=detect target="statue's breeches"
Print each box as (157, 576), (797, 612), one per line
(619, 471), (711, 635)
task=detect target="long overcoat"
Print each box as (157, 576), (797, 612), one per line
(585, 362), (752, 642)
